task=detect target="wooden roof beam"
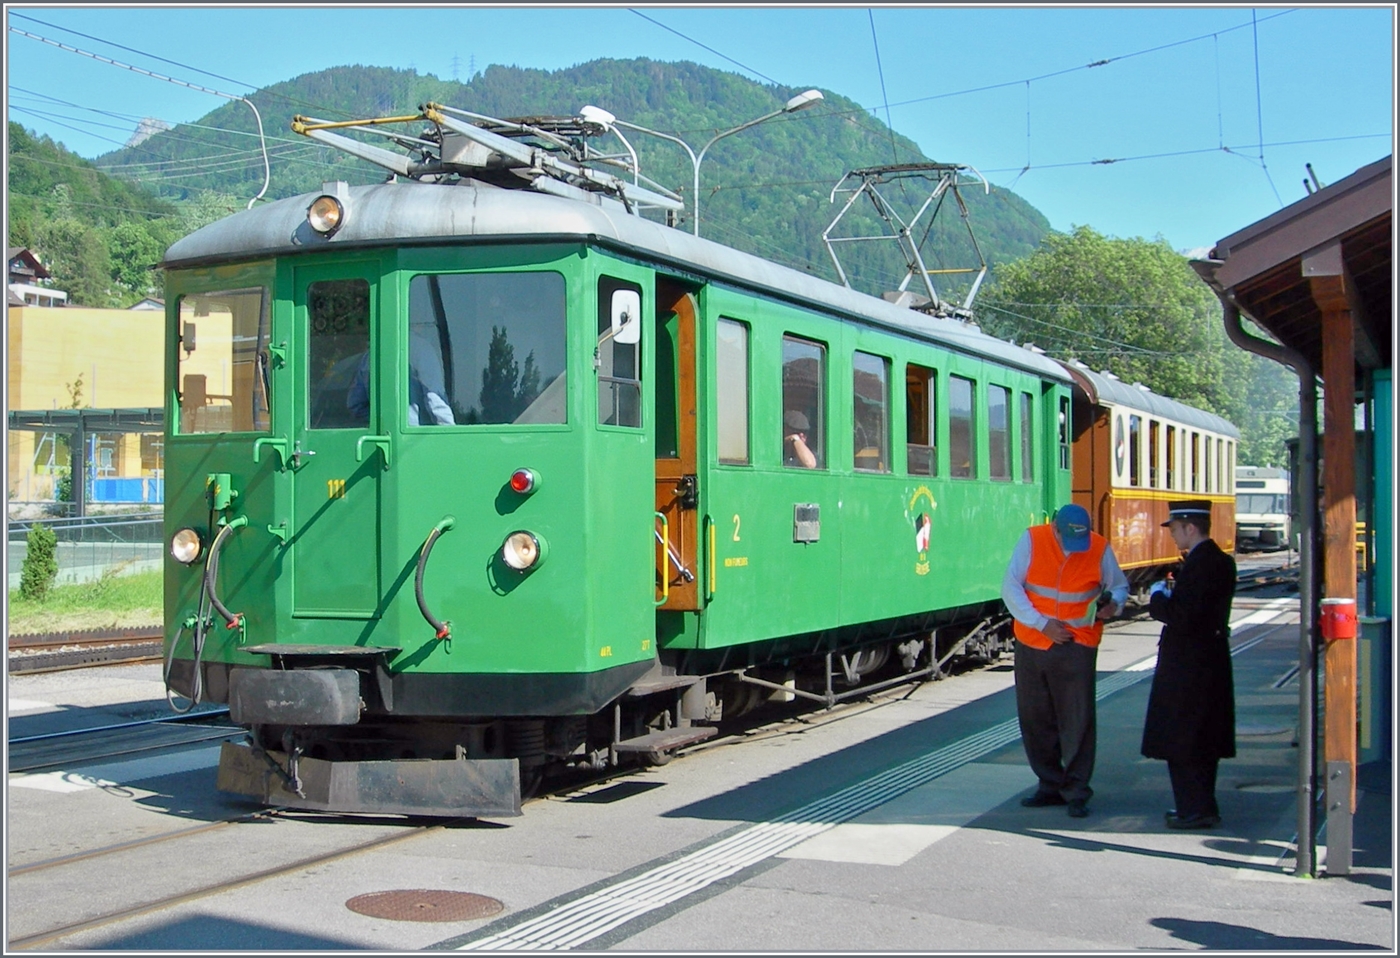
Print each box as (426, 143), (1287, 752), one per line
(1302, 240), (1383, 371)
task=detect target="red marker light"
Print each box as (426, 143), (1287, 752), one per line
(509, 469), (537, 494)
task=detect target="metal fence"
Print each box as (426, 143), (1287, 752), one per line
(8, 511), (164, 588)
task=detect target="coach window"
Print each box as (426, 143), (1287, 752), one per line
(1204, 436), (1212, 492)
(1148, 420), (1160, 487)
(782, 336), (825, 469)
(1227, 442), (1234, 491)
(1128, 414), (1142, 487)
(407, 271), (566, 425)
(988, 384), (1010, 480)
(950, 375), (976, 479)
(1165, 425), (1177, 489)
(596, 277), (643, 428)
(178, 287), (270, 434)
(1019, 392), (1034, 481)
(716, 319), (750, 464)
(1217, 438), (1224, 492)
(853, 352), (889, 472)
(906, 364), (937, 476)
(1190, 432), (1200, 492)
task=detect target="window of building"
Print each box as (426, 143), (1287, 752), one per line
(1020, 392), (1034, 482)
(716, 319), (749, 464)
(140, 434), (163, 475)
(906, 364), (937, 476)
(177, 287), (270, 434)
(407, 271), (567, 425)
(950, 375), (976, 479)
(853, 351), (889, 472)
(782, 336), (825, 469)
(988, 384), (1010, 480)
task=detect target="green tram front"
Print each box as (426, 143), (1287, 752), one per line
(162, 188), (670, 817)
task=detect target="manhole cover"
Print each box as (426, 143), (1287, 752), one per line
(346, 890), (504, 922)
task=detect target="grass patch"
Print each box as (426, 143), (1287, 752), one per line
(7, 567), (162, 634)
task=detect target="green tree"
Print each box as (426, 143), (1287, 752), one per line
(109, 221), (166, 295)
(19, 524), (59, 600)
(977, 225), (1297, 463)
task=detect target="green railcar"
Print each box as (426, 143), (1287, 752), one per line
(160, 109), (1072, 817)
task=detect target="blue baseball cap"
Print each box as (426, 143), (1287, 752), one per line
(1054, 504), (1092, 553)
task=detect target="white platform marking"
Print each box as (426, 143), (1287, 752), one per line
(9, 745), (221, 793)
(779, 763), (1028, 865)
(6, 698), (54, 715)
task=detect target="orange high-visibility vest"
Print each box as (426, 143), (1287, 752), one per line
(1014, 523), (1109, 650)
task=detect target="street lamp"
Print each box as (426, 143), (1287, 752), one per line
(590, 89), (824, 237)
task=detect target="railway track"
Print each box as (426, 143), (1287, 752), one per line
(7, 626), (163, 673)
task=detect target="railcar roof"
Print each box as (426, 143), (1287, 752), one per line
(163, 181), (1071, 383)
(1060, 362), (1240, 438)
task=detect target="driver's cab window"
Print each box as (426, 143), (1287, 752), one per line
(177, 287), (271, 434)
(407, 271), (567, 425)
(307, 279), (371, 430)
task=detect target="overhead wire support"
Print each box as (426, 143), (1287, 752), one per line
(8, 25), (271, 209)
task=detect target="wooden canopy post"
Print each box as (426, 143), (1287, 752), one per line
(1304, 240), (1358, 876)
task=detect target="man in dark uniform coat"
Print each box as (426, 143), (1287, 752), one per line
(1142, 499), (1236, 829)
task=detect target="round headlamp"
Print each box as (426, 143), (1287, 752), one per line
(307, 194), (344, 235)
(171, 527), (203, 564)
(501, 531), (547, 571)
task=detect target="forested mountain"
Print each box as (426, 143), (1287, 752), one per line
(87, 60), (1051, 298)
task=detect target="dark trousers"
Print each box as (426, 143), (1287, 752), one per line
(1014, 639), (1098, 802)
(1167, 759), (1220, 818)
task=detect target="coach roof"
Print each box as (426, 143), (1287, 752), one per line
(163, 181), (1071, 384)
(1059, 361), (1239, 438)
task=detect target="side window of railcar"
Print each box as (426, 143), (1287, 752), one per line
(782, 336), (825, 469)
(949, 375), (976, 479)
(177, 287), (271, 435)
(853, 351), (889, 472)
(597, 277), (643, 428)
(406, 272), (567, 426)
(1204, 436), (1213, 492)
(1128, 414), (1142, 487)
(1149, 420), (1160, 487)
(1166, 424), (1177, 489)
(308, 279), (372, 430)
(906, 364), (937, 476)
(988, 384), (1010, 481)
(716, 319), (750, 464)
(1019, 392), (1034, 482)
(1190, 432), (1200, 491)
(1058, 395), (1071, 470)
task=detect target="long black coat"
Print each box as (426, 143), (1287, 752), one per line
(1141, 538), (1237, 762)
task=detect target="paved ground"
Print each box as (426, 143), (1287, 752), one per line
(5, 586), (1392, 951)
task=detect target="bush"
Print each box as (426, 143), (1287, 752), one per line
(19, 523), (59, 600)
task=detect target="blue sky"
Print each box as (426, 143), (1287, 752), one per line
(5, 4), (1394, 253)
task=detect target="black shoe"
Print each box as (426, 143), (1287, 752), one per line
(1067, 799), (1089, 818)
(1165, 812), (1220, 829)
(1021, 791), (1067, 807)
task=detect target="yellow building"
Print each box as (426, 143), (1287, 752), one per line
(6, 303), (164, 503)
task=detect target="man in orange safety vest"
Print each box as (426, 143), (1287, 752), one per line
(1001, 503), (1129, 818)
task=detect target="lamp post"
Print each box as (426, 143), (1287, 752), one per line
(595, 89), (824, 237)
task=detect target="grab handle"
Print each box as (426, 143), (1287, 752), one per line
(654, 512), (670, 607)
(355, 434), (392, 469)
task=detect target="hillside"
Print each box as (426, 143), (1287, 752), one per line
(89, 59), (1052, 297)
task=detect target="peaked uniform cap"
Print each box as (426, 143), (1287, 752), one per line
(1162, 499), (1213, 527)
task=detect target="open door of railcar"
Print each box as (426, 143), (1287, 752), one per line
(653, 282), (703, 610)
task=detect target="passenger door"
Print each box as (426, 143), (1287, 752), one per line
(290, 262), (385, 618)
(654, 287), (701, 609)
